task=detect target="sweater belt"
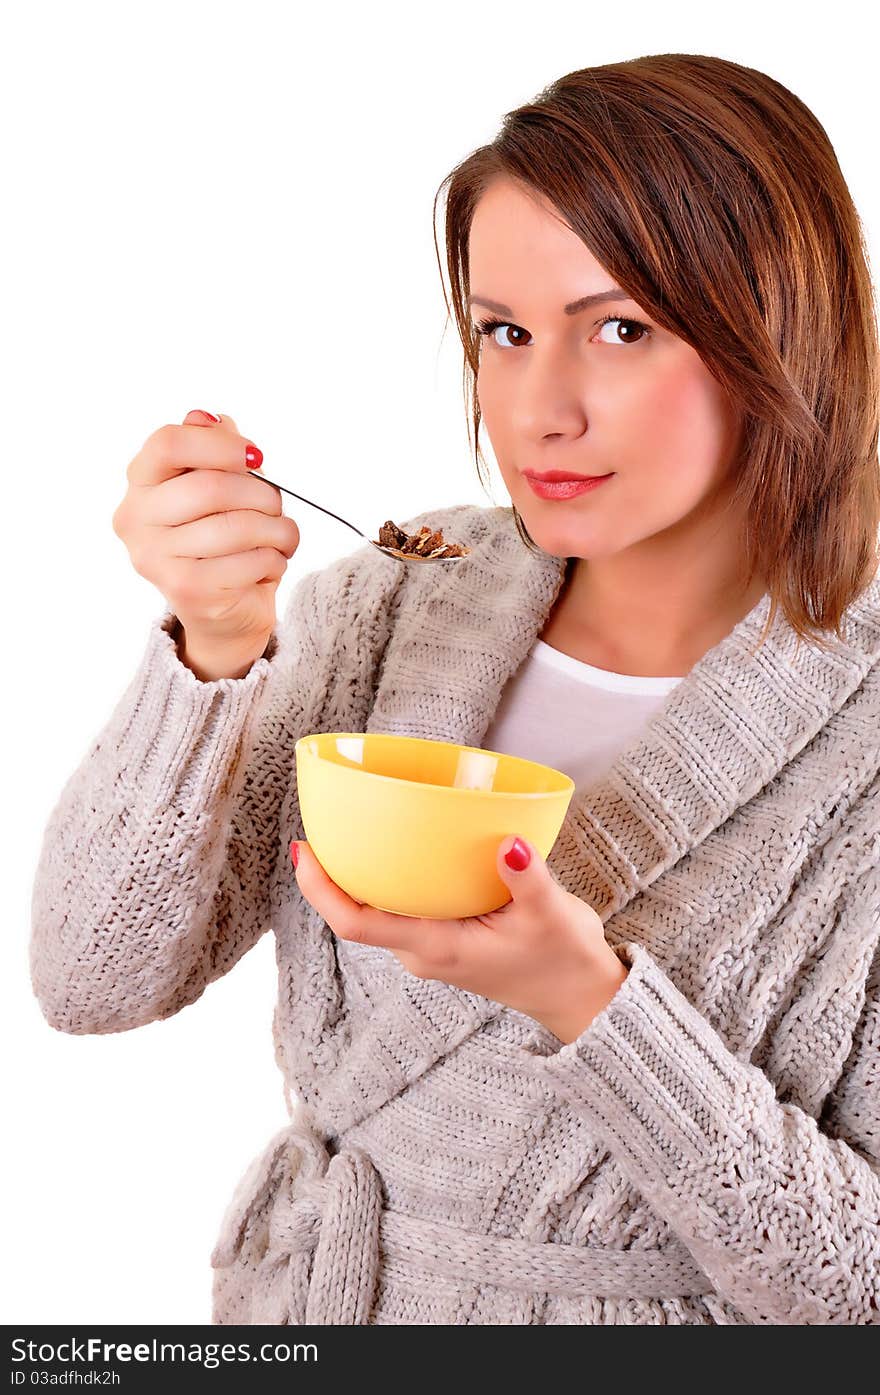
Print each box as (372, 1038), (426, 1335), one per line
(257, 1115), (711, 1322)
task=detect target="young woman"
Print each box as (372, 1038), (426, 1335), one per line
(31, 53), (880, 1324)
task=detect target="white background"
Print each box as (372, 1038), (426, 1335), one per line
(3, 0), (877, 1323)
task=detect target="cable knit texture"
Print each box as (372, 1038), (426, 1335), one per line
(29, 503), (880, 1325)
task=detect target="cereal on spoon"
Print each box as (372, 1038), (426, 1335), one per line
(375, 520), (471, 561)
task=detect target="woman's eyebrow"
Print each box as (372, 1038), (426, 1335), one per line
(467, 288), (635, 316)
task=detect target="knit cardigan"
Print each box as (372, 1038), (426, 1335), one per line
(30, 502), (880, 1325)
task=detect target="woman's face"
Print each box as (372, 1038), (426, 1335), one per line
(468, 177), (746, 563)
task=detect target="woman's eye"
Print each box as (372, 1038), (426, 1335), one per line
(595, 317), (648, 345)
(487, 322), (530, 348)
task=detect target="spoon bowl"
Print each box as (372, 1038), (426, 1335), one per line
(254, 471), (469, 563)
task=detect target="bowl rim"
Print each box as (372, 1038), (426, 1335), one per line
(295, 730), (576, 798)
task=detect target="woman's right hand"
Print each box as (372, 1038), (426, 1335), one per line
(112, 410), (301, 677)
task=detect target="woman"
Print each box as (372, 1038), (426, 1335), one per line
(30, 53), (880, 1324)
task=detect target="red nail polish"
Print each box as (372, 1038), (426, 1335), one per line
(195, 409), (222, 423)
(245, 444), (263, 469)
(504, 837), (530, 871)
(290, 840), (299, 868)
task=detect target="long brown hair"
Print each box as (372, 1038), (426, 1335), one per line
(432, 54), (880, 653)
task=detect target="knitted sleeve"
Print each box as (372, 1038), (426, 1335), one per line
(534, 848), (880, 1324)
(29, 564), (330, 1035)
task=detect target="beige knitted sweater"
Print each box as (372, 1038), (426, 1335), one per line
(30, 503), (880, 1325)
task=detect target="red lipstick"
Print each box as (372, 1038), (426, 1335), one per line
(524, 471), (614, 500)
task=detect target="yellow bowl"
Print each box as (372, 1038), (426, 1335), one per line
(294, 731), (575, 918)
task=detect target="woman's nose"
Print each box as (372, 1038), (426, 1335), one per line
(509, 351), (591, 437)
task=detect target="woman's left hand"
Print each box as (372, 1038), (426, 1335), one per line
(290, 834), (628, 1044)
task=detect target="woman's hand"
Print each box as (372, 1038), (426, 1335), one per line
(290, 835), (628, 1044)
(112, 410), (300, 677)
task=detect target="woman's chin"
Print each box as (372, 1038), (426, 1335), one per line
(514, 508), (604, 560)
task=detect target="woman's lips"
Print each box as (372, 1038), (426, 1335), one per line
(524, 472), (614, 500)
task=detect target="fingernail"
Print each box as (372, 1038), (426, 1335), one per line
(504, 837), (530, 871)
(195, 409), (222, 423)
(245, 443), (263, 469)
(290, 840), (299, 868)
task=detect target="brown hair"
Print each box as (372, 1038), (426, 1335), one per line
(432, 54), (880, 653)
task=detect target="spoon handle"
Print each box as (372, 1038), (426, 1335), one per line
(255, 473), (368, 542)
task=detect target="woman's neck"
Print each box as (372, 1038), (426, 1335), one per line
(542, 554), (768, 679)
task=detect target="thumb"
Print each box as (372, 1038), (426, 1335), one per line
(497, 835), (552, 901)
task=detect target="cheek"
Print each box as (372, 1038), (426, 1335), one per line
(475, 361), (496, 417)
(475, 364), (512, 452)
(634, 366), (735, 473)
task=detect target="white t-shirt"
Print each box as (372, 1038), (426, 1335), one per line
(481, 639), (686, 791)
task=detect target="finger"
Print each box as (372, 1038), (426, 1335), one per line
(145, 469), (285, 527)
(182, 410), (242, 434)
(292, 841), (432, 953)
(165, 548), (289, 593)
(165, 508), (299, 560)
(183, 409), (226, 426)
(128, 419), (260, 488)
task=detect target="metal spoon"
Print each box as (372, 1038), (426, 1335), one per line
(253, 469), (468, 563)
